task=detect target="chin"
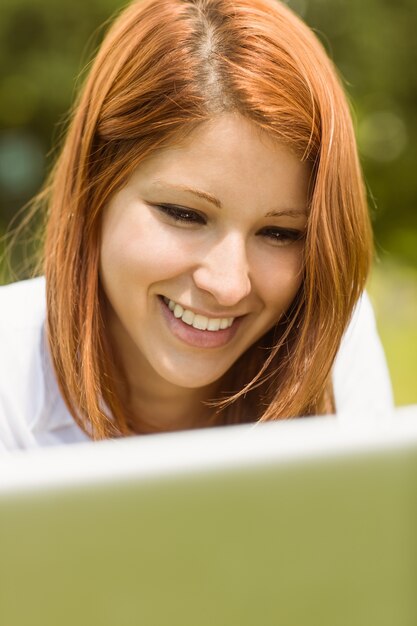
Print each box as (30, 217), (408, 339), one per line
(160, 364), (228, 390)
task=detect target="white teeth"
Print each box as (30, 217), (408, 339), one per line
(207, 318), (221, 331)
(193, 314), (208, 331)
(173, 304), (183, 318)
(182, 309), (194, 325)
(165, 298), (234, 332)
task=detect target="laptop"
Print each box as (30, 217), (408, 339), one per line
(1, 406), (416, 626)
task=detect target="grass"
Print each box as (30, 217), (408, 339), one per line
(368, 259), (417, 407)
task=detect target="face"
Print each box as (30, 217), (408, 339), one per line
(100, 113), (310, 394)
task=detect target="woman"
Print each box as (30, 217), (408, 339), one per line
(0, 0), (393, 450)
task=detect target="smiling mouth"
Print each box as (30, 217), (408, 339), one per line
(162, 297), (235, 332)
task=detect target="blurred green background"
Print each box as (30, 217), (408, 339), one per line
(0, 0), (416, 405)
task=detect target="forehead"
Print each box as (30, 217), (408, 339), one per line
(130, 112), (311, 212)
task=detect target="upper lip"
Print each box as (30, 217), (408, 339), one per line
(160, 295), (247, 319)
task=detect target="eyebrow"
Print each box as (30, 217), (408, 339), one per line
(264, 209), (308, 218)
(153, 182), (223, 209)
(152, 181), (308, 217)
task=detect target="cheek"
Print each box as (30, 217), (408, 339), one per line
(257, 247), (304, 314)
(100, 210), (198, 287)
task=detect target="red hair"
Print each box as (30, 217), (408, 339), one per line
(43, 0), (372, 438)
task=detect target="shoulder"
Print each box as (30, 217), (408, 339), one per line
(341, 291), (377, 340)
(335, 292), (385, 369)
(333, 291), (394, 421)
(0, 276), (46, 330)
(0, 277), (89, 452)
(0, 277), (46, 451)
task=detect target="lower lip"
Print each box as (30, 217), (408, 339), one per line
(159, 298), (243, 349)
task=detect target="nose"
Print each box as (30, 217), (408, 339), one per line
(192, 233), (252, 307)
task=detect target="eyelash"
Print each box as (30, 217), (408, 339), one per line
(155, 204), (304, 246)
(259, 227), (305, 245)
(156, 204), (205, 224)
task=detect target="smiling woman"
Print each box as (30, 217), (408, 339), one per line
(0, 0), (393, 447)
(99, 114), (310, 431)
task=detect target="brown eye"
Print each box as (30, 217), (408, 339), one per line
(259, 227), (305, 246)
(156, 204), (206, 225)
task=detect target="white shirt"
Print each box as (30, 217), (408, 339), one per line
(0, 277), (394, 453)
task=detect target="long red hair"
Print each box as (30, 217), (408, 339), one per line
(43, 0), (372, 438)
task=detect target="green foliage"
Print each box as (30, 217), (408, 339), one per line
(1, 0), (416, 264)
(305, 0), (417, 267)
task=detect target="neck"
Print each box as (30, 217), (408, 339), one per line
(110, 337), (221, 434)
(124, 382), (219, 434)
(127, 389), (218, 434)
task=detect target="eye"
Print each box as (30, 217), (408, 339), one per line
(258, 227), (305, 247)
(154, 203), (206, 225)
